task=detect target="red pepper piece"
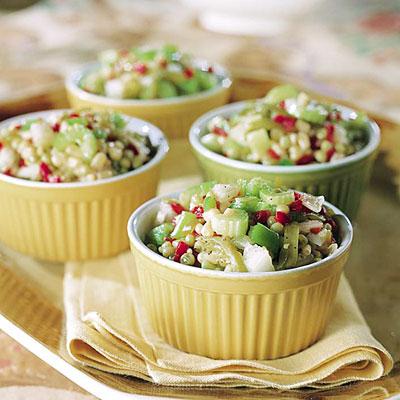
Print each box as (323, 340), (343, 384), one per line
(296, 154), (314, 165)
(278, 100), (286, 109)
(254, 210), (271, 225)
(326, 147), (335, 161)
(18, 158), (26, 167)
(310, 136), (319, 150)
(52, 122), (61, 132)
(289, 199), (303, 212)
(212, 126), (228, 137)
(127, 143), (139, 155)
(39, 162), (52, 182)
(69, 112), (79, 118)
(273, 114), (297, 132)
(134, 63), (148, 75)
(267, 148), (281, 160)
(207, 66), (214, 73)
(48, 175), (62, 183)
(275, 211), (290, 225)
(294, 192), (301, 200)
(310, 226), (322, 234)
(173, 241), (189, 262)
(170, 202), (185, 215)
(183, 68), (194, 79)
(4, 168), (13, 176)
(326, 124), (335, 143)
(0, 143), (3, 150)
(191, 205), (204, 218)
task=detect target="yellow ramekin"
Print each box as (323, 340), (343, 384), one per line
(0, 110), (168, 262)
(65, 62), (232, 139)
(189, 101), (381, 219)
(128, 192), (353, 360)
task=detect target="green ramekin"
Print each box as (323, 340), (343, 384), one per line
(189, 101), (381, 219)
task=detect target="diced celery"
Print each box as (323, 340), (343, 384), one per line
(93, 128), (107, 139)
(210, 208), (248, 238)
(65, 117), (88, 126)
(21, 119), (39, 131)
(300, 104), (328, 125)
(133, 48), (157, 61)
(246, 128), (270, 160)
(260, 188), (295, 205)
(147, 222), (174, 246)
(195, 236), (247, 272)
(81, 133), (98, 161)
(177, 77), (200, 95)
(110, 113), (126, 129)
(244, 178), (273, 197)
(53, 132), (71, 151)
(201, 133), (222, 153)
(157, 79), (178, 98)
(264, 84), (299, 104)
(139, 81), (158, 99)
(229, 196), (260, 212)
(204, 194), (217, 211)
(162, 44), (179, 61)
(201, 261), (224, 271)
(179, 181), (216, 209)
(197, 70), (218, 90)
(242, 114), (270, 132)
(80, 72), (105, 95)
(171, 211), (198, 239)
(278, 223), (299, 269)
(223, 138), (246, 160)
(249, 223), (280, 258)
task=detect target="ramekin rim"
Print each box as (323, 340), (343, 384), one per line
(65, 60), (232, 107)
(189, 100), (381, 174)
(127, 189), (353, 280)
(0, 109), (169, 189)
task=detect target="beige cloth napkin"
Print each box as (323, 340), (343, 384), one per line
(64, 252), (393, 390)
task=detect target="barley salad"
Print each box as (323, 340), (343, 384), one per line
(0, 110), (154, 183)
(200, 85), (369, 166)
(146, 178), (340, 272)
(80, 44), (220, 100)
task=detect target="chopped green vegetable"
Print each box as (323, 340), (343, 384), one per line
(147, 222), (174, 246)
(171, 211), (198, 239)
(249, 223), (280, 258)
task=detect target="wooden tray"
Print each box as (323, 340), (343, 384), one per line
(0, 76), (399, 399)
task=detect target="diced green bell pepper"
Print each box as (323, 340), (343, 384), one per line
(65, 117), (88, 126)
(278, 222), (299, 269)
(249, 223), (280, 258)
(157, 79), (178, 98)
(147, 222), (174, 246)
(300, 104), (328, 125)
(110, 113), (126, 129)
(204, 194), (217, 211)
(179, 181), (216, 209)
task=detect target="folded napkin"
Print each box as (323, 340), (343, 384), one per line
(64, 252), (393, 390)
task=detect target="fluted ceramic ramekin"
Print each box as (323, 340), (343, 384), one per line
(189, 102), (381, 219)
(128, 192), (353, 360)
(0, 110), (168, 262)
(65, 62), (232, 139)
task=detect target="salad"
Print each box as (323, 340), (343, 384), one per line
(0, 110), (154, 183)
(146, 178), (340, 272)
(80, 44), (220, 100)
(201, 85), (369, 165)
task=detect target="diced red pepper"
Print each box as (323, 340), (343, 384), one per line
(212, 126), (228, 137)
(170, 202), (185, 215)
(326, 124), (335, 143)
(173, 241), (189, 262)
(4, 169), (12, 176)
(14, 124), (22, 129)
(289, 199), (303, 212)
(183, 68), (194, 79)
(254, 210), (271, 225)
(127, 143), (139, 155)
(326, 147), (335, 161)
(69, 112), (79, 118)
(296, 154), (314, 165)
(279, 100), (286, 109)
(48, 175), (62, 183)
(267, 148), (280, 160)
(134, 63), (148, 74)
(275, 211), (290, 225)
(18, 158), (26, 167)
(0, 143), (3, 150)
(310, 136), (319, 150)
(191, 205), (204, 218)
(310, 226), (322, 234)
(52, 122), (60, 132)
(273, 114), (297, 132)
(294, 192), (301, 200)
(39, 162), (52, 182)
(207, 66), (214, 73)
